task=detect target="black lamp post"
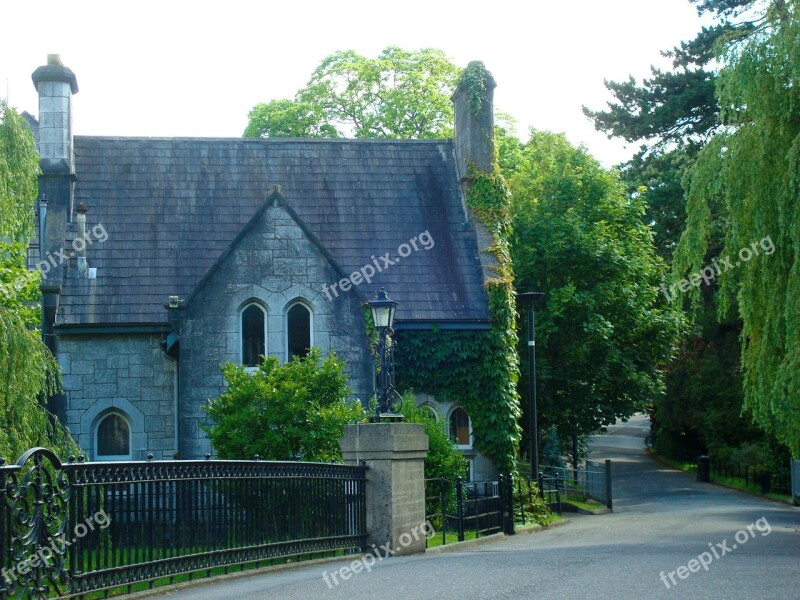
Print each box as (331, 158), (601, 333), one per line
(367, 288), (402, 422)
(517, 292), (545, 482)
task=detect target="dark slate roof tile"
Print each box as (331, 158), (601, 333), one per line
(62, 137), (490, 325)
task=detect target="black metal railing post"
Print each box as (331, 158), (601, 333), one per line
(554, 472), (562, 515)
(439, 478), (446, 546)
(506, 473), (515, 535)
(455, 476), (465, 542)
(605, 459), (613, 510)
(498, 474), (505, 535)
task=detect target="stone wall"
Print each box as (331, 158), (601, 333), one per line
(174, 197), (374, 459)
(58, 333), (177, 460)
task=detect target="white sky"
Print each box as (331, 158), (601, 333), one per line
(1, 0), (706, 167)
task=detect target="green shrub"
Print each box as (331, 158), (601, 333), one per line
(203, 348), (364, 461)
(512, 474), (551, 526)
(395, 393), (467, 482)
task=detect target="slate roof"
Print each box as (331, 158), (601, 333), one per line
(60, 136), (490, 326)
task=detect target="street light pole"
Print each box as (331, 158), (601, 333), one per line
(367, 288), (402, 422)
(527, 302), (538, 482)
(517, 292), (544, 482)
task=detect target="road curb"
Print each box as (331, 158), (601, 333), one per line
(116, 554), (362, 600)
(425, 532), (505, 553)
(426, 518), (573, 553)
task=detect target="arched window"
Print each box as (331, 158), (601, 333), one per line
(449, 407), (471, 448)
(96, 412), (131, 460)
(287, 302), (312, 360)
(241, 303), (266, 367)
(422, 405), (440, 422)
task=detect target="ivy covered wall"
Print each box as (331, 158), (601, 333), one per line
(394, 63), (521, 473)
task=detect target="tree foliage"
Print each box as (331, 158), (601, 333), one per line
(0, 101), (38, 240)
(507, 131), (680, 444)
(0, 101), (73, 460)
(203, 349), (364, 461)
(244, 47), (459, 139)
(674, 1), (800, 455)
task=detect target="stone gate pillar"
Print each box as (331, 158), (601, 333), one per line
(340, 423), (428, 555)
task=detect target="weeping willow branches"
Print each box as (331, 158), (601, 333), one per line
(675, 1), (800, 454)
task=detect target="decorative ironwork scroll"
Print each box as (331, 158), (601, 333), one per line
(1, 448), (71, 600)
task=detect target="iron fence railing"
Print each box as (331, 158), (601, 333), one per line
(530, 461), (612, 510)
(707, 456), (791, 496)
(0, 448), (367, 599)
(424, 476), (513, 547)
(512, 472), (561, 522)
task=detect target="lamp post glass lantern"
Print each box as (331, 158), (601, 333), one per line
(517, 292), (545, 482)
(368, 288), (401, 422)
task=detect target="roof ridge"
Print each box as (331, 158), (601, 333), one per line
(73, 135), (453, 145)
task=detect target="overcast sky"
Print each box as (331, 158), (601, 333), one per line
(1, 0), (707, 167)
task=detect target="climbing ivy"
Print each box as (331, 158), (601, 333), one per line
(395, 168), (520, 472)
(395, 64), (520, 471)
(459, 61), (490, 118)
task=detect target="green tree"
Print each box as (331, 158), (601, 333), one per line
(0, 101), (73, 460)
(203, 348), (364, 461)
(582, 1), (778, 465)
(674, 1), (800, 455)
(244, 47), (459, 139)
(508, 130), (680, 450)
(243, 98), (339, 139)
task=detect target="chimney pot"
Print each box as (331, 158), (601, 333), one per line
(32, 56), (78, 174)
(452, 61), (496, 178)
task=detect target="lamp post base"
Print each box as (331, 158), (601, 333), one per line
(369, 412), (404, 423)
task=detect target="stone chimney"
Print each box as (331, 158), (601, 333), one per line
(31, 54), (79, 174)
(451, 61), (496, 179)
(31, 55), (79, 424)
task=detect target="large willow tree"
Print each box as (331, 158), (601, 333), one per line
(674, 0), (800, 455)
(0, 101), (73, 460)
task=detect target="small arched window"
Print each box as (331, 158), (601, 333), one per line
(422, 405), (440, 422)
(449, 407), (471, 448)
(96, 412), (131, 460)
(241, 303), (266, 367)
(287, 302), (312, 360)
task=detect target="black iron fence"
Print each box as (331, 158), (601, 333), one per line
(0, 448), (367, 599)
(534, 461), (612, 510)
(706, 456), (792, 496)
(424, 476), (513, 547)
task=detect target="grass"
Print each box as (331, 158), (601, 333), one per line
(559, 496), (605, 512)
(425, 530), (479, 548)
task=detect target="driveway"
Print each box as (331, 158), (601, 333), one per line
(152, 415), (800, 599)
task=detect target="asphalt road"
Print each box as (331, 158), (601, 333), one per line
(152, 415), (800, 599)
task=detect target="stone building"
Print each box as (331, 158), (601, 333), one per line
(27, 55), (501, 479)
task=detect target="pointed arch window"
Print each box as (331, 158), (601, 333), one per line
(287, 302), (312, 360)
(95, 412), (131, 461)
(241, 303), (266, 368)
(449, 406), (472, 448)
